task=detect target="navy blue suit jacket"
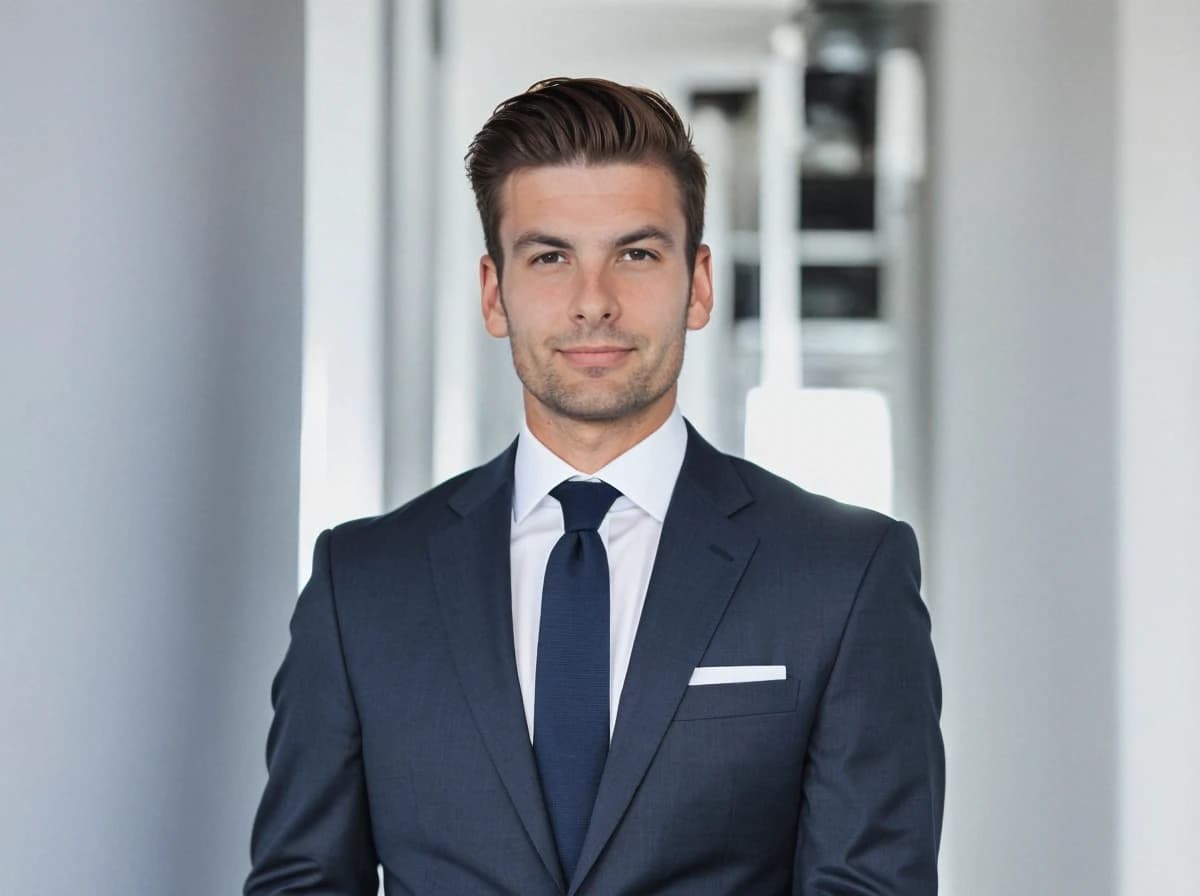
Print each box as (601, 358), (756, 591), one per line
(246, 423), (944, 894)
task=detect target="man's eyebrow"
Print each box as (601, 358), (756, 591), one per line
(613, 226), (675, 249)
(511, 232), (574, 253)
(509, 227), (676, 254)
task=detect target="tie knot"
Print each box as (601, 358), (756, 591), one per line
(550, 480), (621, 533)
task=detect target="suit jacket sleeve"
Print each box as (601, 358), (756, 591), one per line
(793, 519), (945, 895)
(245, 529), (379, 896)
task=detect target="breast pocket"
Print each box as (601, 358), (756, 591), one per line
(673, 677), (801, 721)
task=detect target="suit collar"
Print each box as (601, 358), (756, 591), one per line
(512, 406), (688, 524)
(449, 417), (744, 519)
(446, 437), (517, 518)
(675, 418), (754, 517)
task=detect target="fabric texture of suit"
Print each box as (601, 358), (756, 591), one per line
(246, 422), (944, 895)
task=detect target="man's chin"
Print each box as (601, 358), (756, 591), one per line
(532, 385), (673, 425)
(547, 401), (640, 424)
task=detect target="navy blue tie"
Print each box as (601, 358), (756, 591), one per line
(534, 479), (621, 881)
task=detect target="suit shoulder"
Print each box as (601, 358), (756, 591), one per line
(717, 454), (920, 594)
(725, 453), (903, 545)
(320, 465), (483, 551)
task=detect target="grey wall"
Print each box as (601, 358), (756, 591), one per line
(1116, 1), (1200, 891)
(930, 3), (1118, 894)
(0, 3), (304, 893)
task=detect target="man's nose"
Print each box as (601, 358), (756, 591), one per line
(568, 267), (620, 325)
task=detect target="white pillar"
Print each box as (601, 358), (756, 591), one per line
(876, 47), (928, 535)
(385, 0), (439, 505)
(430, 0), (496, 481)
(680, 104), (736, 451)
(1116, 2), (1200, 893)
(300, 0), (387, 579)
(757, 22), (805, 389)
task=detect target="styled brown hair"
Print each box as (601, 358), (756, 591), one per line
(465, 77), (706, 276)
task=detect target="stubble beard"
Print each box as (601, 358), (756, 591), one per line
(504, 301), (689, 425)
(513, 341), (683, 423)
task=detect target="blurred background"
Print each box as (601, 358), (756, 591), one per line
(2, 0), (1197, 893)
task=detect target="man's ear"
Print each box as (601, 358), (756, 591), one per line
(686, 244), (714, 331)
(480, 254), (508, 338)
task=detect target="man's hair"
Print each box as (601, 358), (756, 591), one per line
(465, 77), (706, 276)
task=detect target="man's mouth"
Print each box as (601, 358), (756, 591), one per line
(558, 346), (634, 368)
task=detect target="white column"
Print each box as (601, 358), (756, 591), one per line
(679, 104), (736, 450)
(300, 0), (388, 580)
(757, 22), (805, 388)
(876, 47), (928, 535)
(1116, 2), (1200, 893)
(430, 12), (487, 482)
(385, 0), (438, 506)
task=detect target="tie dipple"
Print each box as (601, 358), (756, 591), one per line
(534, 480), (621, 881)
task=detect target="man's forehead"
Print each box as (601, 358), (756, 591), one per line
(497, 162), (686, 242)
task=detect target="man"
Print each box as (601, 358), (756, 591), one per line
(246, 77), (944, 896)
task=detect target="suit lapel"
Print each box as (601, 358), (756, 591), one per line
(568, 426), (758, 894)
(428, 444), (566, 893)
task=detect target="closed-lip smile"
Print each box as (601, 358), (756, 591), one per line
(558, 345), (634, 368)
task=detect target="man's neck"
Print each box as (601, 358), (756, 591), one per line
(523, 390), (677, 474)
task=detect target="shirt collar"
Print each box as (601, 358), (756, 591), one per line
(512, 405), (688, 524)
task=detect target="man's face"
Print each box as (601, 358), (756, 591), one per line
(480, 163), (712, 427)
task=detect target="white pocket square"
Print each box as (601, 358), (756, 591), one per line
(688, 665), (786, 686)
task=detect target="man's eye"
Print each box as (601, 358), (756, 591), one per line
(533, 251), (565, 265)
(621, 248), (656, 262)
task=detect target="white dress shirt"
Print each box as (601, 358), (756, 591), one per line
(510, 405), (688, 741)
